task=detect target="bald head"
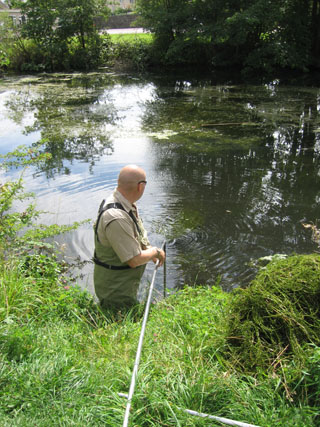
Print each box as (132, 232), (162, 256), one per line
(117, 165), (147, 202)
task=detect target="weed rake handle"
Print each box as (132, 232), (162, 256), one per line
(122, 241), (166, 427)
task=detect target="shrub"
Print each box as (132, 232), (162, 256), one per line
(108, 38), (153, 71)
(113, 8), (133, 15)
(0, 145), (91, 324)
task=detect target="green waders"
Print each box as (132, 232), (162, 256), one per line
(93, 200), (149, 310)
(94, 237), (145, 309)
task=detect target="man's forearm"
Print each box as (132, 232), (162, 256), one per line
(127, 247), (165, 268)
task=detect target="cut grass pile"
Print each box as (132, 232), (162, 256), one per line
(226, 254), (320, 370)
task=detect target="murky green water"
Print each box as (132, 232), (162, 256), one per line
(0, 72), (319, 297)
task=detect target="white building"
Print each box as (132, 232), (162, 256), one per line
(0, 1), (23, 25)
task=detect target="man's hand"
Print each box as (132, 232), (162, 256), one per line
(154, 247), (166, 266)
(127, 246), (166, 268)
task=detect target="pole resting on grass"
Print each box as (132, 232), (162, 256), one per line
(119, 394), (260, 427)
(122, 241), (166, 427)
(179, 407), (261, 427)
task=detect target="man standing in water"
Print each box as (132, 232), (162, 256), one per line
(93, 164), (166, 310)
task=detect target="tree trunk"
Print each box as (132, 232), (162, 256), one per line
(311, 0), (320, 65)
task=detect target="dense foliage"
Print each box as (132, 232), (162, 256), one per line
(7, 0), (110, 71)
(0, 144), (87, 277)
(1, 0), (319, 74)
(0, 13), (152, 73)
(136, 0), (320, 73)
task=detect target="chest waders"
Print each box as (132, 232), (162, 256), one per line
(93, 200), (146, 308)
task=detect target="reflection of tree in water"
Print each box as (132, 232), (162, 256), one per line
(5, 74), (120, 177)
(146, 80), (320, 289)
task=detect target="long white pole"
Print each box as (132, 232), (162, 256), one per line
(120, 395), (260, 427)
(180, 408), (261, 427)
(122, 242), (165, 427)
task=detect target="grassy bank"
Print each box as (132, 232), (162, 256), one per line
(1, 252), (320, 426)
(109, 33), (153, 43)
(1, 149), (320, 425)
(0, 22), (154, 73)
(103, 33), (154, 71)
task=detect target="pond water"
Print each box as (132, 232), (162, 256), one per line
(0, 71), (319, 300)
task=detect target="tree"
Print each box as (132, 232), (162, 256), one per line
(0, 9), (27, 71)
(136, 0), (211, 65)
(213, 0), (313, 71)
(311, 0), (320, 66)
(54, 0), (109, 49)
(13, 0), (109, 70)
(0, 13), (13, 70)
(136, 0), (320, 72)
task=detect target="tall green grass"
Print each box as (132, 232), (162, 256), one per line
(1, 262), (320, 426)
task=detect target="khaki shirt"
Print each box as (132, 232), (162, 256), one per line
(96, 189), (150, 263)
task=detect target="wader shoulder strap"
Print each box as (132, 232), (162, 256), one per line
(94, 200), (141, 241)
